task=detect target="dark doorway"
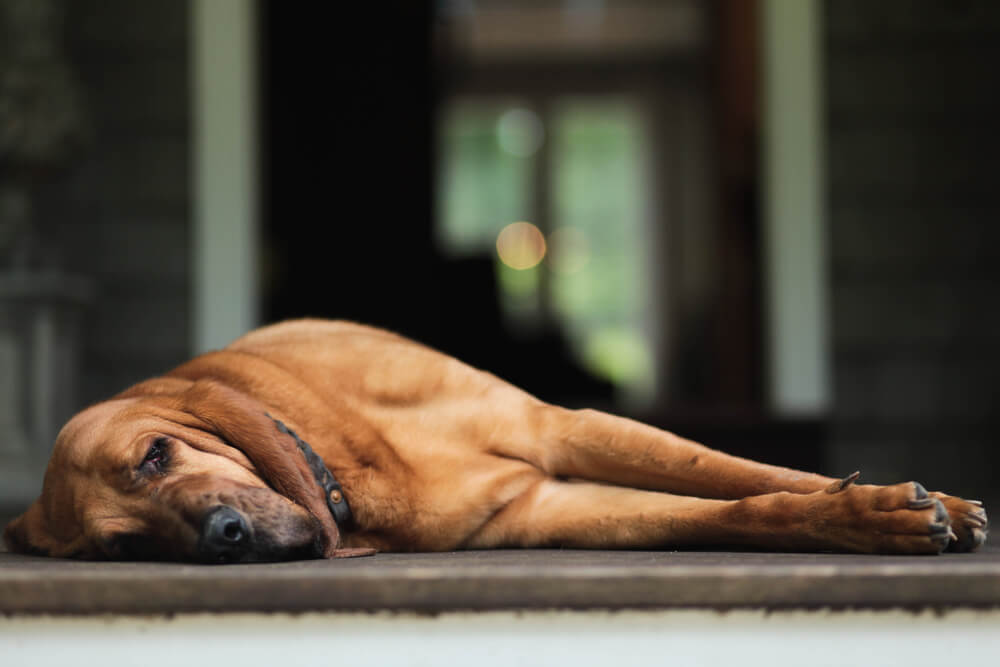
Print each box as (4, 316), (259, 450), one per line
(258, 1), (822, 474)
(258, 2), (612, 407)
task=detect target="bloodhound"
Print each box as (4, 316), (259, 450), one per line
(4, 320), (987, 562)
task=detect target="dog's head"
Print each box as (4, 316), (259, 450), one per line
(3, 379), (343, 563)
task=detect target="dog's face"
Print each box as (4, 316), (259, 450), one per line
(3, 381), (339, 563)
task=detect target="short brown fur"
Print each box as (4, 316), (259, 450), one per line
(4, 320), (988, 561)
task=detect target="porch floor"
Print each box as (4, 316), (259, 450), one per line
(2, 545), (998, 615)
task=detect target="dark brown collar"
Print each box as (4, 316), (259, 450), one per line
(267, 415), (354, 528)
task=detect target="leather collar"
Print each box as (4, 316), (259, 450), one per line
(267, 415), (354, 528)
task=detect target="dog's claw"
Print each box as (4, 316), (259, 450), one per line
(930, 522), (949, 535)
(934, 500), (949, 523)
(967, 511), (988, 527)
(826, 471), (860, 494)
(912, 482), (928, 500)
(948, 528), (958, 542)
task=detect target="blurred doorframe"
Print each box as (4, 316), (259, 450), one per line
(761, 0), (830, 417)
(191, 0), (260, 354)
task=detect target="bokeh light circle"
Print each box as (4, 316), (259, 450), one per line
(496, 222), (547, 270)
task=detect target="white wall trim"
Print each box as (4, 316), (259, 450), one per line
(3, 609), (999, 667)
(191, 0), (259, 353)
(761, 0), (830, 416)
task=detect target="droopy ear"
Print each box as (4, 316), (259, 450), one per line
(3, 502), (51, 557)
(174, 380), (343, 557)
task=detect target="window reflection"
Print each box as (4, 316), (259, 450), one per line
(437, 97), (654, 404)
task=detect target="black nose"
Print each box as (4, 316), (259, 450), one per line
(199, 506), (250, 563)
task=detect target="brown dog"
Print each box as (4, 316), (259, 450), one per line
(4, 319), (988, 562)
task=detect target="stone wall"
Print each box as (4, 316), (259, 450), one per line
(33, 0), (191, 406)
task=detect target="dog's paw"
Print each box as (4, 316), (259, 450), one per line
(811, 480), (953, 554)
(931, 492), (987, 552)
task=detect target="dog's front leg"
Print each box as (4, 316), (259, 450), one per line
(490, 404), (985, 550)
(507, 405), (837, 499)
(463, 476), (956, 554)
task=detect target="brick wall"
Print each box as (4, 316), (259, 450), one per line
(825, 0), (1000, 499)
(33, 0), (191, 406)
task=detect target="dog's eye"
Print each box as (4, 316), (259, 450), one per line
(140, 437), (170, 473)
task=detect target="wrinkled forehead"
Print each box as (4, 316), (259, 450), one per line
(52, 398), (157, 469)
(28, 399), (150, 545)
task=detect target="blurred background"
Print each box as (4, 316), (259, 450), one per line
(1, 0), (998, 519)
